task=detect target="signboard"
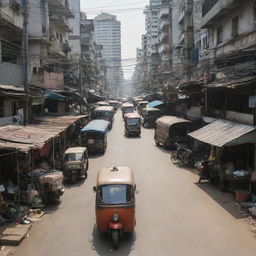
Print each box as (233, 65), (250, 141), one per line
(249, 96), (256, 108)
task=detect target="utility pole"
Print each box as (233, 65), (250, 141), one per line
(23, 0), (29, 125)
(79, 58), (83, 114)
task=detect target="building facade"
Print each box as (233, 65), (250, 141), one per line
(93, 13), (122, 94)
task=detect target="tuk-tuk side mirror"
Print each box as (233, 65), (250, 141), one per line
(93, 186), (97, 192)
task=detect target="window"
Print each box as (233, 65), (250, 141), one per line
(217, 26), (223, 44)
(232, 16), (239, 37)
(0, 101), (4, 117)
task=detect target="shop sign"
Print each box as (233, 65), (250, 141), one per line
(249, 96), (256, 108)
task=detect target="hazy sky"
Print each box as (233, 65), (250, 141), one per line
(80, 0), (148, 79)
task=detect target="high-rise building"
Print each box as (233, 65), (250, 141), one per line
(93, 13), (122, 93)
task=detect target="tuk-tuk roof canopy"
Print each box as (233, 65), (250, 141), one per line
(147, 100), (165, 108)
(81, 120), (109, 133)
(96, 101), (110, 106)
(64, 147), (87, 154)
(108, 100), (118, 103)
(122, 103), (134, 107)
(156, 116), (191, 128)
(94, 106), (114, 112)
(97, 166), (135, 186)
(124, 113), (141, 119)
(142, 107), (161, 112)
(138, 101), (149, 105)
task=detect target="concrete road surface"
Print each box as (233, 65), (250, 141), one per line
(16, 110), (256, 256)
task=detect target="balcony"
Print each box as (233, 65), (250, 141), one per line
(202, 0), (219, 16)
(0, 0), (23, 30)
(158, 43), (169, 54)
(201, 0), (243, 28)
(42, 71), (64, 90)
(49, 0), (74, 18)
(159, 31), (169, 43)
(50, 14), (73, 32)
(159, 7), (169, 18)
(159, 17), (169, 31)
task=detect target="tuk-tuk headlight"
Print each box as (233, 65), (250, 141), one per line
(112, 213), (119, 222)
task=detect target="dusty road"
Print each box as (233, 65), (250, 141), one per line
(16, 110), (256, 256)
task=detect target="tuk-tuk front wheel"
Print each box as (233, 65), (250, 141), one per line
(71, 173), (77, 184)
(112, 230), (120, 249)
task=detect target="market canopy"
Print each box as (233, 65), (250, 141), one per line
(44, 90), (66, 101)
(188, 119), (256, 147)
(147, 101), (165, 108)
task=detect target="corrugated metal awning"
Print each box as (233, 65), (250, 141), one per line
(189, 119), (256, 147)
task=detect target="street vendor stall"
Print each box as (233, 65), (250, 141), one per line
(189, 119), (256, 195)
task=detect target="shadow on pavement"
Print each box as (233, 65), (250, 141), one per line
(63, 177), (86, 189)
(91, 226), (136, 255)
(195, 182), (248, 219)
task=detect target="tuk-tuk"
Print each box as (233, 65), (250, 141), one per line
(108, 100), (119, 111)
(121, 103), (134, 118)
(63, 147), (89, 183)
(154, 116), (192, 148)
(142, 107), (161, 128)
(80, 120), (109, 154)
(93, 166), (136, 249)
(124, 113), (141, 137)
(96, 101), (110, 107)
(137, 101), (149, 115)
(91, 106), (114, 129)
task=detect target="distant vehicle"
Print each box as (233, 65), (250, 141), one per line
(137, 101), (149, 115)
(93, 166), (136, 249)
(141, 107), (161, 128)
(121, 103), (134, 118)
(154, 116), (193, 148)
(80, 120), (109, 154)
(124, 113), (141, 137)
(63, 147), (89, 183)
(108, 100), (119, 111)
(91, 106), (115, 129)
(95, 101), (110, 107)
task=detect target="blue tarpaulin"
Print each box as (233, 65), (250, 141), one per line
(44, 90), (66, 101)
(147, 101), (165, 108)
(81, 120), (109, 133)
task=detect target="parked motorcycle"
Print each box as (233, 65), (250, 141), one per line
(197, 160), (210, 183)
(170, 143), (194, 167)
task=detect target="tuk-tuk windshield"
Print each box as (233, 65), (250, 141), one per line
(92, 111), (113, 119)
(65, 153), (83, 162)
(124, 107), (134, 113)
(127, 118), (140, 126)
(98, 185), (134, 204)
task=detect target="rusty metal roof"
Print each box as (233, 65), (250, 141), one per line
(206, 76), (256, 89)
(189, 119), (256, 147)
(156, 116), (191, 128)
(0, 140), (34, 152)
(0, 115), (88, 152)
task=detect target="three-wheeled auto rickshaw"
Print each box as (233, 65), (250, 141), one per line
(137, 101), (149, 115)
(124, 113), (141, 137)
(63, 147), (89, 183)
(93, 166), (136, 249)
(108, 100), (119, 111)
(91, 106), (115, 129)
(80, 120), (109, 154)
(154, 116), (193, 148)
(141, 107), (161, 128)
(121, 103), (134, 118)
(95, 101), (110, 107)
